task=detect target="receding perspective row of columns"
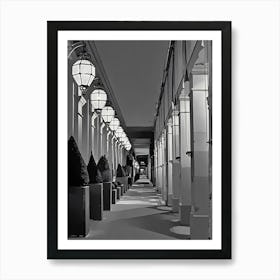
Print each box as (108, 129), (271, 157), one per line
(154, 40), (212, 239)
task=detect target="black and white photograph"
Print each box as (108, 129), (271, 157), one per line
(47, 21), (231, 259)
(68, 39), (213, 240)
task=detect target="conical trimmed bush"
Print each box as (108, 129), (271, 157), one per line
(97, 155), (112, 183)
(123, 165), (129, 176)
(87, 152), (103, 184)
(116, 164), (125, 177)
(68, 136), (89, 186)
(126, 155), (133, 167)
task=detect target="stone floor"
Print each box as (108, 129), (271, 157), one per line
(81, 178), (190, 240)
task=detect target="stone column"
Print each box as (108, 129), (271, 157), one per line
(107, 129), (112, 169)
(91, 112), (96, 157)
(68, 74), (75, 139)
(73, 87), (79, 142)
(190, 69), (211, 239)
(172, 109), (180, 212)
(102, 123), (107, 156)
(115, 139), (119, 167)
(78, 95), (86, 156)
(161, 131), (167, 203)
(167, 119), (173, 206)
(99, 122), (105, 158)
(92, 113), (98, 161)
(118, 143), (122, 165)
(82, 98), (90, 161)
(179, 82), (192, 226)
(158, 138), (162, 194)
(154, 142), (158, 187)
(111, 135), (116, 174)
(95, 114), (100, 160)
(147, 156), (151, 180)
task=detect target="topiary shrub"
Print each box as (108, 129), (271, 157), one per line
(68, 136), (89, 186)
(134, 173), (140, 182)
(87, 152), (103, 184)
(126, 155), (133, 167)
(97, 155), (112, 182)
(123, 165), (129, 176)
(116, 164), (125, 177)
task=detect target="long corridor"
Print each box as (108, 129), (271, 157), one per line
(67, 40), (212, 241)
(84, 178), (190, 240)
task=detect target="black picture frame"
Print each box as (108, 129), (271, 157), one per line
(47, 21), (231, 259)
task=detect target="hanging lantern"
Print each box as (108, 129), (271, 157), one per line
(120, 133), (127, 143)
(101, 106), (115, 123)
(122, 137), (129, 145)
(109, 117), (120, 131)
(72, 59), (95, 91)
(125, 142), (131, 151)
(115, 127), (124, 138)
(90, 89), (107, 111)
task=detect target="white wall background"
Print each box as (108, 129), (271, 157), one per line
(0, 0), (279, 279)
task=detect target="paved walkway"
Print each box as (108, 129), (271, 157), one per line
(83, 178), (189, 240)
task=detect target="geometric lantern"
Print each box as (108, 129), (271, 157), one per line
(122, 136), (129, 145)
(120, 132), (126, 140)
(115, 127), (124, 138)
(125, 143), (131, 151)
(72, 59), (96, 91)
(109, 117), (120, 131)
(90, 89), (107, 111)
(101, 106), (115, 123)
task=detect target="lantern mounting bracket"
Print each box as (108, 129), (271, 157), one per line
(68, 41), (87, 59)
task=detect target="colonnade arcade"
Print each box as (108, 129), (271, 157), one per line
(154, 40), (212, 239)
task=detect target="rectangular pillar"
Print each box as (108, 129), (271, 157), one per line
(82, 99), (90, 162)
(100, 123), (105, 158)
(68, 78), (75, 139)
(92, 114), (98, 161)
(190, 69), (211, 239)
(179, 83), (192, 226)
(167, 119), (173, 206)
(172, 109), (180, 212)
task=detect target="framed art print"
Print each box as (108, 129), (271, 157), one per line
(47, 21), (231, 259)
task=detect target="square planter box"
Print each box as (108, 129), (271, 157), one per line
(116, 186), (121, 199)
(112, 189), (117, 204)
(89, 183), (103, 220)
(128, 177), (132, 189)
(119, 183), (124, 195)
(68, 186), (90, 237)
(103, 182), (112, 211)
(117, 176), (128, 192)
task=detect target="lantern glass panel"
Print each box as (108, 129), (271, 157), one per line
(88, 75), (95, 88)
(115, 127), (124, 138)
(72, 63), (80, 75)
(109, 118), (120, 131)
(90, 89), (107, 110)
(101, 106), (115, 123)
(72, 59), (95, 89)
(80, 63), (91, 74)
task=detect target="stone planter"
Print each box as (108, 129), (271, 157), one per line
(89, 183), (103, 220)
(128, 177), (132, 189)
(112, 189), (117, 204)
(116, 186), (121, 199)
(68, 186), (90, 237)
(103, 182), (112, 211)
(116, 176), (128, 192)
